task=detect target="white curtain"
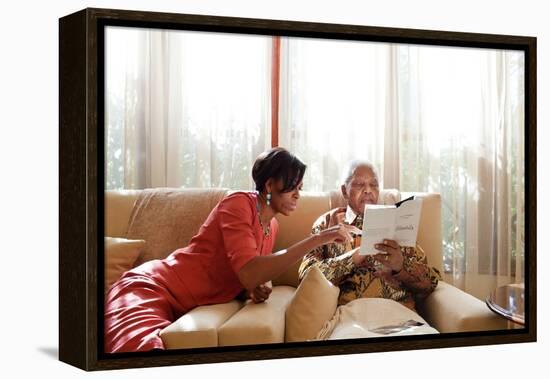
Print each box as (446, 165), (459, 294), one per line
(278, 37), (399, 190)
(278, 38), (524, 296)
(396, 45), (524, 295)
(105, 27), (272, 190)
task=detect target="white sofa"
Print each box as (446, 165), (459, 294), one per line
(105, 188), (508, 349)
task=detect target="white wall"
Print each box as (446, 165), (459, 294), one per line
(1, 1), (546, 378)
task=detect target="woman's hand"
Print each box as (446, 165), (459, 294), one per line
(317, 223), (361, 246)
(372, 239), (404, 274)
(248, 283), (272, 303)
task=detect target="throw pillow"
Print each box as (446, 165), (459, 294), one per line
(104, 237), (145, 293)
(285, 265), (340, 342)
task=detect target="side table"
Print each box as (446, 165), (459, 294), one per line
(485, 283), (524, 326)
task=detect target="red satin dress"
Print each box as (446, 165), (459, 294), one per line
(104, 192), (278, 353)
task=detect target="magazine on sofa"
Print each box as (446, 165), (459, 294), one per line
(358, 196), (423, 256)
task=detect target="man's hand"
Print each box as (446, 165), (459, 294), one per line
(327, 207), (347, 228)
(349, 247), (369, 267)
(372, 239), (404, 274)
(249, 283), (272, 303)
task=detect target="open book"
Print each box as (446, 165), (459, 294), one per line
(358, 196), (423, 256)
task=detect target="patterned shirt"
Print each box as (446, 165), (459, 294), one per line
(298, 206), (441, 311)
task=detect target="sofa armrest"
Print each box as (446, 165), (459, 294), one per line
(417, 281), (509, 333)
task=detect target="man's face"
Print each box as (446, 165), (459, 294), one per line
(341, 165), (380, 216)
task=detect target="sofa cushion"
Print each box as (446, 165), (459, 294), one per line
(160, 300), (243, 349)
(126, 187), (229, 264)
(105, 190), (140, 237)
(285, 266), (340, 342)
(218, 286), (294, 346)
(318, 298), (438, 340)
(104, 237), (145, 294)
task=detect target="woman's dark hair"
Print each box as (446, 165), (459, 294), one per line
(252, 147), (306, 193)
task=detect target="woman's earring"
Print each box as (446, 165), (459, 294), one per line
(266, 193), (272, 206)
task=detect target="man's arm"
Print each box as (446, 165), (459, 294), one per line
(298, 209), (356, 285)
(299, 244), (356, 285)
(391, 245), (441, 299)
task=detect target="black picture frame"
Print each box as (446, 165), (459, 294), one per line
(59, 7), (537, 371)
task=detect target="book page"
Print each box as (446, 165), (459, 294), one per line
(394, 198), (423, 247)
(360, 205), (396, 255)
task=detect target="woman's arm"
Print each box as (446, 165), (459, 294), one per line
(237, 224), (358, 292)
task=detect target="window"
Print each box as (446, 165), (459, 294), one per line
(105, 27), (271, 190)
(105, 28), (525, 283)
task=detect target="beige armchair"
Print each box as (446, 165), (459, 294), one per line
(271, 190), (508, 334)
(104, 188), (507, 349)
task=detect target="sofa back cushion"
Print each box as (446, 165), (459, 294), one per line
(125, 187), (229, 264)
(105, 190), (140, 238)
(272, 192), (331, 287)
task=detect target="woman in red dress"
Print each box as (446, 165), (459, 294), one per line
(104, 147), (359, 353)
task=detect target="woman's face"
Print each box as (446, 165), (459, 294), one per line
(267, 179), (303, 216)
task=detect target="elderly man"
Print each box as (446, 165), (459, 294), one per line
(299, 160), (440, 311)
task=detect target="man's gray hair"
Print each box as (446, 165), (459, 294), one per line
(340, 160), (379, 186)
